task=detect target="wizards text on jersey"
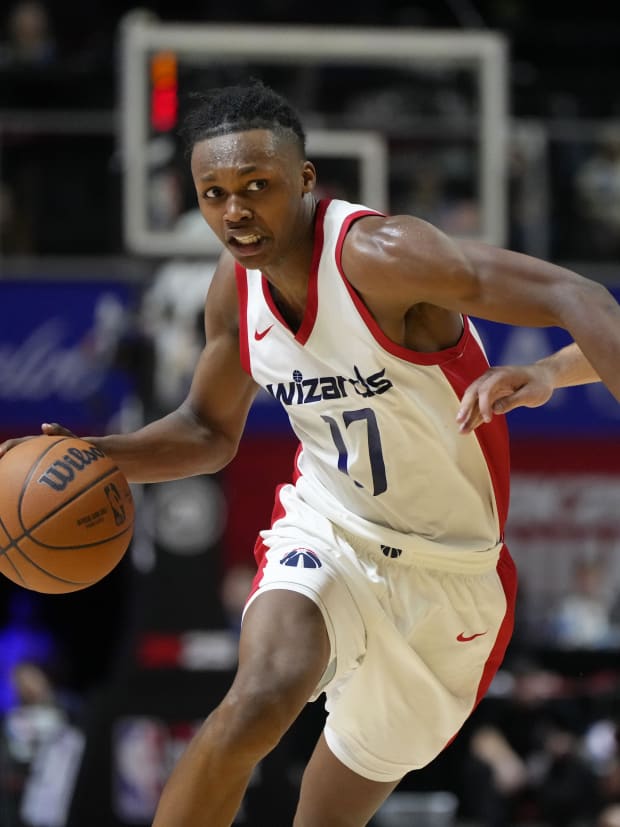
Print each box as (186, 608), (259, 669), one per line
(266, 366), (393, 406)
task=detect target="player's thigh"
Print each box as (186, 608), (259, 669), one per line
(234, 588), (331, 713)
(294, 733), (400, 827)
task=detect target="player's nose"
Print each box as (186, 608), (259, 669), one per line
(224, 194), (252, 222)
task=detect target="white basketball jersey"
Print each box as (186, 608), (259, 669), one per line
(235, 199), (510, 554)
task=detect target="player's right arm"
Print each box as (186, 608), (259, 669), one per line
(0, 252), (260, 483)
(456, 342), (600, 433)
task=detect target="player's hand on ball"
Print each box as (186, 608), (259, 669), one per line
(0, 423), (77, 458)
(41, 422), (77, 439)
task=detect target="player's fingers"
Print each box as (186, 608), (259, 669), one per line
(457, 392), (487, 433)
(41, 422), (76, 437)
(492, 384), (542, 414)
(458, 378), (503, 427)
(1, 425), (77, 458)
(473, 383), (501, 424)
(456, 380), (485, 425)
(458, 410), (485, 434)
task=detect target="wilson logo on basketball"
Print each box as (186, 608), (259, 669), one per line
(37, 445), (107, 492)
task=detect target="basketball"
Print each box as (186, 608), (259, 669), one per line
(0, 435), (135, 594)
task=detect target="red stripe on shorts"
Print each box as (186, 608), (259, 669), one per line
(246, 482), (289, 605)
(443, 544), (518, 751)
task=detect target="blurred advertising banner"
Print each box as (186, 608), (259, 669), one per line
(0, 280), (142, 439)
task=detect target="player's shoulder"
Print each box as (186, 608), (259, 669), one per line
(211, 248), (237, 282)
(204, 249), (240, 332)
(343, 211), (459, 282)
(347, 212), (448, 254)
(207, 249), (238, 297)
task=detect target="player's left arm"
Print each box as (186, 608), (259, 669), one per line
(344, 214), (620, 404)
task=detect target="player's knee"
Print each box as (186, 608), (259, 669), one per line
(209, 683), (299, 759)
(226, 659), (320, 750)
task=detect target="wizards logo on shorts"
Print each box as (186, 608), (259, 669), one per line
(280, 548), (322, 569)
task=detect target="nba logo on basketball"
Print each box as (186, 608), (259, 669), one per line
(280, 549), (322, 568)
(105, 482), (127, 526)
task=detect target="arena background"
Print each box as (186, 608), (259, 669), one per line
(1, 3), (620, 826)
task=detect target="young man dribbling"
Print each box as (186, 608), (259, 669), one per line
(2, 81), (619, 826)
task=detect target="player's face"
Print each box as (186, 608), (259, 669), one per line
(190, 129), (316, 267)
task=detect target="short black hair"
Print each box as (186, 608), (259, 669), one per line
(179, 80), (306, 158)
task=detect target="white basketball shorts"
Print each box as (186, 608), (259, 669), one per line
(243, 482), (517, 783)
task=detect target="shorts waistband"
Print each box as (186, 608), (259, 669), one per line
(337, 525), (503, 574)
(294, 479), (503, 574)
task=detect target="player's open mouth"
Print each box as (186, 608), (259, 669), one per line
(228, 233), (266, 256)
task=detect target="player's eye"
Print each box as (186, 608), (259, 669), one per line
(247, 180), (267, 192)
(203, 186), (224, 199)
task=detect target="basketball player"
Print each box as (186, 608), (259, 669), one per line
(2, 82), (620, 827)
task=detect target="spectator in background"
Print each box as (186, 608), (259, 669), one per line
(460, 658), (602, 827)
(600, 804), (620, 827)
(0, 660), (81, 827)
(461, 722), (528, 826)
(0, 590), (59, 715)
(591, 718), (620, 822)
(0, 0), (56, 67)
(574, 130), (620, 259)
(535, 719), (600, 827)
(547, 555), (620, 650)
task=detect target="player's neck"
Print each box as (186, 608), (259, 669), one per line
(266, 280), (307, 333)
(260, 195), (318, 299)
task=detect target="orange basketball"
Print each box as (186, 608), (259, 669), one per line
(0, 435), (134, 594)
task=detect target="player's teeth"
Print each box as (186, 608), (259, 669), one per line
(235, 234), (260, 244)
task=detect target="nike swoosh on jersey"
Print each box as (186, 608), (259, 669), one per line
(254, 325), (274, 340)
(456, 631), (488, 642)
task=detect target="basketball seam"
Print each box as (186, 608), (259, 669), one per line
(24, 521), (133, 552)
(6, 540), (98, 586)
(0, 542), (28, 585)
(16, 435), (71, 535)
(1, 519), (134, 554)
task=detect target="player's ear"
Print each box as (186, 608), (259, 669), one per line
(302, 161), (316, 194)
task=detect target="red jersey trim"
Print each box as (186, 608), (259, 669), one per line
(334, 212), (476, 367)
(439, 334), (511, 533)
(260, 198), (331, 344)
(234, 261), (251, 375)
(296, 199), (329, 344)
